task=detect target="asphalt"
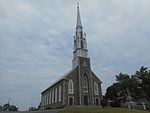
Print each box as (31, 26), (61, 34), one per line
(0, 109), (64, 113)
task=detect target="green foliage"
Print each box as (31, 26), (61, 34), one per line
(105, 83), (120, 100)
(58, 108), (149, 113)
(9, 105), (18, 111)
(134, 66), (150, 100)
(105, 66), (150, 101)
(100, 99), (108, 108)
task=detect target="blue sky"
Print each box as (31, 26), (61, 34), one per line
(0, 0), (150, 111)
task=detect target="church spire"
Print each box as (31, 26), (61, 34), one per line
(76, 3), (82, 27)
(72, 4), (88, 69)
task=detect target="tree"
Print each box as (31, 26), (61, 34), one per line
(3, 103), (18, 111)
(9, 105), (18, 111)
(106, 73), (136, 100)
(134, 66), (150, 100)
(100, 99), (108, 108)
(3, 103), (10, 111)
(105, 83), (120, 100)
(105, 66), (150, 102)
(116, 73), (131, 90)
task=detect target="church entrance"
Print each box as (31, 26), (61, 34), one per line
(95, 98), (99, 106)
(68, 97), (73, 106)
(84, 95), (88, 105)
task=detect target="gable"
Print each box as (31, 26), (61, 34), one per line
(42, 67), (78, 93)
(91, 70), (102, 83)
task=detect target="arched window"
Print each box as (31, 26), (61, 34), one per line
(44, 93), (46, 105)
(83, 74), (88, 92)
(46, 92), (48, 105)
(47, 91), (49, 105)
(55, 88), (57, 103)
(59, 86), (61, 102)
(41, 95), (44, 106)
(81, 40), (84, 48)
(74, 40), (76, 50)
(94, 82), (99, 95)
(81, 31), (83, 37)
(52, 90), (54, 103)
(49, 91), (51, 104)
(42, 94), (45, 106)
(68, 79), (74, 94)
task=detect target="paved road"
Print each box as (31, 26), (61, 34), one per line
(0, 109), (64, 113)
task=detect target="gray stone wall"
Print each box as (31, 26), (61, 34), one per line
(65, 67), (79, 106)
(41, 57), (102, 109)
(41, 80), (64, 109)
(78, 57), (94, 105)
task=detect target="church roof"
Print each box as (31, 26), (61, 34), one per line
(42, 68), (102, 94)
(41, 68), (76, 93)
(91, 71), (102, 83)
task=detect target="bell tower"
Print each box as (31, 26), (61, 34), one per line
(72, 5), (94, 105)
(72, 5), (88, 69)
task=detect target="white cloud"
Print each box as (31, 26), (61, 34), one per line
(0, 0), (150, 110)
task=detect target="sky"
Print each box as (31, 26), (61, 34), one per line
(0, 0), (150, 111)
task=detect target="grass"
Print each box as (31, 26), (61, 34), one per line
(58, 108), (149, 113)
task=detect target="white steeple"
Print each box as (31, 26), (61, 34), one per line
(72, 4), (88, 69)
(76, 5), (82, 27)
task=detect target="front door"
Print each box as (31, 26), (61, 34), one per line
(96, 98), (99, 105)
(69, 97), (73, 106)
(84, 95), (88, 105)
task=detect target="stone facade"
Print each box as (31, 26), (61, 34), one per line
(40, 6), (102, 109)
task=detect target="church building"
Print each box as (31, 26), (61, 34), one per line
(40, 5), (102, 109)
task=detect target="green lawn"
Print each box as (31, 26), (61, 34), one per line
(58, 108), (149, 113)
